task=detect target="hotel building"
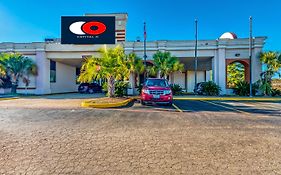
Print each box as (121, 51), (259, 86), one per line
(0, 13), (266, 95)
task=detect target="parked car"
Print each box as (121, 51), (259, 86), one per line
(194, 82), (205, 95)
(78, 83), (102, 94)
(141, 78), (173, 106)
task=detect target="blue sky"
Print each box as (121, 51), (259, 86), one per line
(0, 0), (280, 51)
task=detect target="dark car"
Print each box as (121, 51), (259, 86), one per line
(194, 82), (206, 95)
(78, 83), (102, 94)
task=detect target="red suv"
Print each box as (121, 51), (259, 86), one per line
(141, 78), (173, 106)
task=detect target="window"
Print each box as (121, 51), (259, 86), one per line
(145, 79), (169, 87)
(50, 60), (56, 83)
(76, 67), (81, 84)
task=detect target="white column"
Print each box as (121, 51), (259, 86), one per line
(35, 50), (51, 94)
(252, 47), (263, 83)
(214, 46), (226, 95)
(128, 72), (135, 95)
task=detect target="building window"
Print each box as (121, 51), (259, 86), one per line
(50, 60), (56, 83)
(76, 67), (80, 84)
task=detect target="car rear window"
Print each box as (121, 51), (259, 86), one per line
(145, 79), (168, 87)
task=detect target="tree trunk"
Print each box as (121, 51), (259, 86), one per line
(11, 84), (18, 94)
(107, 76), (115, 98)
(11, 76), (19, 94)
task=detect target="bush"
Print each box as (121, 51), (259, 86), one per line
(115, 81), (129, 97)
(102, 81), (129, 97)
(0, 76), (12, 89)
(233, 81), (259, 96)
(136, 84), (143, 94)
(102, 82), (108, 93)
(201, 81), (221, 96)
(272, 89), (281, 97)
(170, 84), (183, 95)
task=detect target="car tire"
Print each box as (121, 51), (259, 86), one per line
(141, 100), (145, 105)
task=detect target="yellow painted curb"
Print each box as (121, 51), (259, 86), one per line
(81, 98), (135, 108)
(174, 97), (281, 101)
(0, 97), (19, 101)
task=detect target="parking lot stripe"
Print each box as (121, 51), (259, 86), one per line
(201, 100), (250, 115)
(172, 103), (183, 112)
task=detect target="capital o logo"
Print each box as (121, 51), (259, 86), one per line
(69, 21), (107, 35)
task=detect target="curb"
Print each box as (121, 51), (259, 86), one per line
(81, 98), (135, 108)
(174, 97), (281, 101)
(0, 97), (19, 101)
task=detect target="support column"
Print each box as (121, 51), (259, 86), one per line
(128, 72), (135, 95)
(185, 71), (188, 92)
(252, 46), (263, 83)
(214, 44), (226, 95)
(35, 50), (51, 94)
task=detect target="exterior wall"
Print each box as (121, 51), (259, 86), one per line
(35, 48), (51, 94)
(187, 71), (205, 92)
(173, 72), (185, 89)
(50, 62), (77, 94)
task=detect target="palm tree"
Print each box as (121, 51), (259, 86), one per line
(259, 51), (281, 95)
(126, 53), (145, 93)
(78, 45), (129, 98)
(0, 53), (8, 85)
(152, 51), (184, 79)
(126, 52), (145, 77)
(0, 53), (37, 94)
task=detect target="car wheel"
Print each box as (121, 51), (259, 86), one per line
(141, 100), (145, 105)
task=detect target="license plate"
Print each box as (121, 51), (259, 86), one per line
(153, 95), (160, 99)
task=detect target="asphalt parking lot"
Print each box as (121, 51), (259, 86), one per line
(0, 95), (281, 174)
(123, 99), (281, 117)
(173, 100), (281, 116)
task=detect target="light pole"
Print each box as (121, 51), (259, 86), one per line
(249, 16), (253, 97)
(194, 19), (198, 92)
(144, 22), (147, 81)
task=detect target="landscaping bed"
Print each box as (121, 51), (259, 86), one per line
(81, 97), (134, 108)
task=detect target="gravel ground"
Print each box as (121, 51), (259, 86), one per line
(0, 96), (281, 174)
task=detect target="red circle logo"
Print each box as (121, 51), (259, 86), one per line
(82, 22), (107, 35)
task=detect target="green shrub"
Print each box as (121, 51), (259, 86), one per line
(170, 84), (183, 95)
(102, 82), (108, 93)
(115, 81), (129, 97)
(102, 81), (129, 97)
(201, 81), (221, 96)
(272, 89), (281, 97)
(136, 84), (143, 94)
(233, 81), (259, 96)
(0, 76), (12, 89)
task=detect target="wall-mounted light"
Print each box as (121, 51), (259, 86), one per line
(235, 53), (241, 57)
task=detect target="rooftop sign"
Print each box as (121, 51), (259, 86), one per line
(61, 16), (115, 44)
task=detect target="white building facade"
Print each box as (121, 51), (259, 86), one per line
(0, 13), (266, 95)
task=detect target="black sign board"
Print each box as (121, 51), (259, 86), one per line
(61, 16), (115, 44)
